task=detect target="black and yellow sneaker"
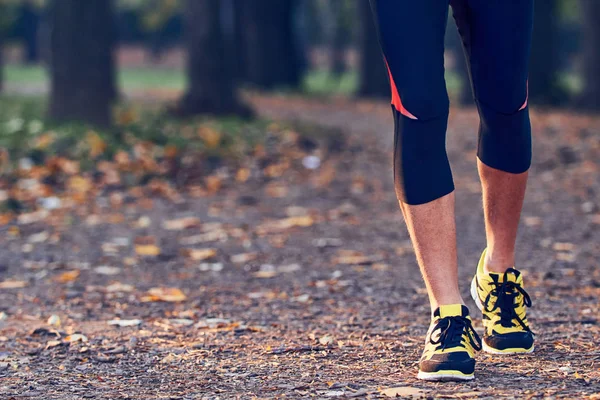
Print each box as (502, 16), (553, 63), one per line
(470, 249), (534, 354)
(418, 304), (482, 381)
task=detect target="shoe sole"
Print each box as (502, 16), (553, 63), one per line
(470, 277), (535, 355)
(417, 370), (474, 381)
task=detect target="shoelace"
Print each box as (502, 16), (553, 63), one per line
(430, 316), (482, 352)
(483, 268), (533, 332)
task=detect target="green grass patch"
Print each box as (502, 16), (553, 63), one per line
(302, 69), (359, 97)
(5, 65), (186, 91)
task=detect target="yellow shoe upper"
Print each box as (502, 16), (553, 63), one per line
(419, 304), (482, 374)
(473, 250), (534, 350)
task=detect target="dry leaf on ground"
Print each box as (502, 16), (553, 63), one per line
(142, 287), (187, 302)
(0, 280), (28, 289)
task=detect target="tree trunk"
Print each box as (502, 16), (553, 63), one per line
(176, 0), (251, 117)
(529, 0), (563, 106)
(357, 0), (388, 98)
(578, 0), (600, 110)
(330, 0), (348, 76)
(49, 0), (117, 127)
(0, 33), (4, 93)
(20, 3), (40, 64)
(236, 0), (301, 89)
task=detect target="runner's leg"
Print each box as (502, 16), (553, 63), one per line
(452, 0), (534, 273)
(369, 0), (461, 311)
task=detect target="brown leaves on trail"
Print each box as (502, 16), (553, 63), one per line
(141, 287), (187, 302)
(379, 387), (425, 398)
(332, 249), (383, 266)
(134, 236), (161, 257)
(54, 270), (80, 283)
(135, 244), (161, 257)
(231, 252), (258, 264)
(105, 282), (135, 293)
(108, 319), (142, 327)
(0, 280), (28, 289)
(182, 248), (217, 261)
(87, 131), (107, 158)
(162, 217), (201, 231)
(256, 215), (315, 234)
(198, 126), (222, 149)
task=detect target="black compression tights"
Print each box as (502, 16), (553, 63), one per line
(370, 0), (534, 205)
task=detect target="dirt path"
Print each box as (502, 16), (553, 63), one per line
(1, 94), (599, 399)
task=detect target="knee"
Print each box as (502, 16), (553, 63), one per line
(393, 109), (454, 205)
(399, 87), (450, 122)
(477, 100), (532, 174)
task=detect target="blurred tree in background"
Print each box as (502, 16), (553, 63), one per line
(329, 0), (354, 77)
(357, 0), (387, 98)
(49, 0), (117, 126)
(529, 0), (564, 106)
(175, 0), (251, 117)
(579, 0), (600, 110)
(235, 0), (301, 89)
(0, 0), (20, 92)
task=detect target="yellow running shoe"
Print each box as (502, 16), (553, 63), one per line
(418, 304), (482, 381)
(470, 249), (534, 354)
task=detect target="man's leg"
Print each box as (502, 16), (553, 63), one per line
(371, 0), (482, 381)
(453, 0), (535, 354)
(399, 194), (461, 310)
(370, 0), (460, 313)
(478, 163), (528, 273)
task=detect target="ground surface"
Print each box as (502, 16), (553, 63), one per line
(1, 93), (600, 399)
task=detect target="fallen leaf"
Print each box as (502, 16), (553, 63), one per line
(380, 387), (424, 398)
(135, 244), (161, 257)
(136, 216), (152, 228)
(106, 282), (135, 293)
(108, 319), (142, 327)
(253, 265), (278, 278)
(205, 176), (222, 194)
(556, 252), (576, 262)
(257, 216), (315, 234)
(0, 280), (28, 289)
(142, 287), (187, 302)
(197, 263), (224, 272)
(182, 248), (217, 261)
(332, 250), (382, 265)
(168, 319), (194, 326)
(55, 270), (80, 283)
(265, 183), (288, 198)
(236, 168), (250, 182)
(319, 335), (334, 346)
(293, 294), (310, 303)
(27, 231), (49, 243)
(67, 176), (92, 193)
(87, 131), (106, 158)
(231, 253), (258, 264)
(94, 266), (121, 276)
(553, 242), (575, 251)
(18, 210), (49, 224)
(65, 334), (88, 343)
(312, 161), (336, 187)
(198, 126), (221, 148)
(46, 340), (62, 349)
(524, 216), (542, 227)
(47, 315), (61, 327)
(163, 217), (201, 231)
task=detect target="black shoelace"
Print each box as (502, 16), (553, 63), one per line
(483, 268), (533, 332)
(430, 316), (482, 352)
